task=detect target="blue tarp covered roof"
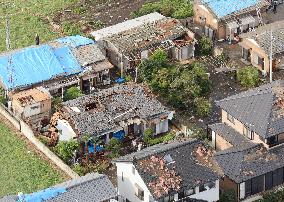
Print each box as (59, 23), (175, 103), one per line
(203, 0), (260, 18)
(56, 35), (95, 48)
(0, 44), (82, 89)
(17, 187), (66, 202)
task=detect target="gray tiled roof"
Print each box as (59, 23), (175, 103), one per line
(216, 80), (284, 138)
(0, 173), (116, 202)
(240, 20), (284, 56)
(63, 83), (172, 136)
(215, 143), (284, 183)
(209, 123), (256, 149)
(115, 140), (221, 200)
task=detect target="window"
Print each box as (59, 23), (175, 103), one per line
(199, 184), (206, 192)
(227, 113), (235, 124)
(184, 188), (195, 196)
(122, 172), (124, 181)
(267, 135), (278, 145)
(243, 127), (254, 140)
(31, 105), (39, 110)
(132, 166), (135, 175)
(135, 184), (144, 200)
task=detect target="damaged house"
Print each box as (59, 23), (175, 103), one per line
(209, 80), (284, 200)
(239, 20), (284, 74)
(114, 140), (222, 202)
(56, 83), (174, 142)
(91, 12), (195, 72)
(0, 35), (113, 97)
(194, 0), (269, 41)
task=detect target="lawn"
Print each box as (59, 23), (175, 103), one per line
(0, 0), (78, 52)
(0, 121), (67, 196)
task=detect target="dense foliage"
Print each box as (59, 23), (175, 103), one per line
(106, 138), (123, 158)
(139, 50), (211, 113)
(237, 66), (259, 88)
(132, 0), (193, 19)
(143, 128), (175, 146)
(258, 189), (284, 202)
(196, 37), (213, 56)
(64, 86), (83, 101)
(54, 140), (79, 163)
(219, 189), (237, 202)
(194, 97), (212, 117)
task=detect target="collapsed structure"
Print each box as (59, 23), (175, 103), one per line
(92, 13), (196, 72)
(114, 139), (221, 202)
(209, 80), (284, 200)
(0, 35), (113, 96)
(194, 0), (269, 41)
(239, 20), (284, 73)
(57, 83), (174, 141)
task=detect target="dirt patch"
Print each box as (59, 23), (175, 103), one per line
(51, 0), (158, 34)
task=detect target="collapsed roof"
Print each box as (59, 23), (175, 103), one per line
(62, 83), (173, 137)
(240, 20), (284, 56)
(104, 17), (193, 59)
(114, 139), (222, 200)
(216, 80), (284, 139)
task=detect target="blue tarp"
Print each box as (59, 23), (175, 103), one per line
(17, 188), (66, 202)
(202, 0), (259, 18)
(96, 145), (104, 152)
(88, 141), (95, 154)
(115, 77), (125, 84)
(113, 130), (125, 141)
(0, 45), (82, 89)
(56, 35), (95, 48)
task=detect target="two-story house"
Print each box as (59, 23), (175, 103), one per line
(114, 140), (222, 202)
(209, 80), (284, 200)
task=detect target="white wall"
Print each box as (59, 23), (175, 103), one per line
(240, 182), (245, 199)
(116, 162), (153, 202)
(189, 180), (220, 202)
(56, 119), (77, 141)
(155, 119), (169, 135)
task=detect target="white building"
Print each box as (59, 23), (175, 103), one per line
(114, 140), (221, 202)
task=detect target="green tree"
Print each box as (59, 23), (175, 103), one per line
(106, 138), (122, 158)
(194, 97), (212, 117)
(143, 128), (154, 145)
(52, 97), (62, 111)
(237, 66), (259, 88)
(64, 86), (82, 101)
(197, 37), (213, 56)
(54, 140), (79, 163)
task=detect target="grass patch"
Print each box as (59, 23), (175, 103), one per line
(0, 0), (78, 52)
(0, 122), (66, 196)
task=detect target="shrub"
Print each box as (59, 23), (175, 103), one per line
(237, 66), (259, 88)
(143, 128), (154, 144)
(62, 21), (82, 35)
(194, 97), (212, 117)
(147, 132), (175, 146)
(72, 163), (85, 176)
(106, 138), (122, 157)
(197, 37), (213, 56)
(54, 140), (79, 163)
(64, 86), (82, 101)
(52, 97), (62, 111)
(259, 189), (284, 202)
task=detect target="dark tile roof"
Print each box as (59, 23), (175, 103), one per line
(115, 140), (221, 200)
(215, 143), (284, 183)
(240, 20), (284, 56)
(0, 173), (116, 202)
(63, 83), (172, 137)
(209, 123), (256, 148)
(216, 80), (284, 138)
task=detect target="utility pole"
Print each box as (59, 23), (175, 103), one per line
(269, 29), (273, 83)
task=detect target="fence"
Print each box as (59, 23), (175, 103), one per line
(0, 104), (79, 179)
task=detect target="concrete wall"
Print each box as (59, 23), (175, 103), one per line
(0, 104), (79, 179)
(240, 38), (270, 72)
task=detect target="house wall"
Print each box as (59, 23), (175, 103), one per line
(116, 162), (153, 202)
(215, 134), (233, 151)
(194, 4), (219, 31)
(171, 44), (195, 61)
(189, 180), (220, 202)
(240, 38), (270, 72)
